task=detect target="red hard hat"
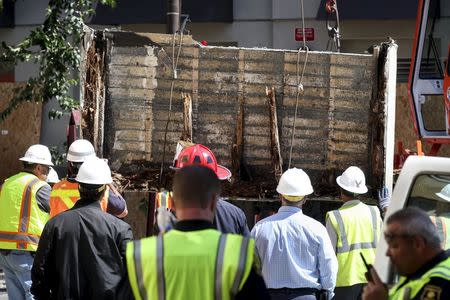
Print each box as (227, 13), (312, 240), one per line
(173, 144), (231, 180)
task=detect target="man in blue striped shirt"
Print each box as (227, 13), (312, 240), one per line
(251, 168), (338, 300)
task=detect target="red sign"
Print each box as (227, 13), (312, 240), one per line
(295, 28), (315, 41)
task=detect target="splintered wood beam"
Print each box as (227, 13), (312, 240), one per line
(231, 95), (245, 183)
(181, 92), (192, 142)
(266, 86), (283, 181)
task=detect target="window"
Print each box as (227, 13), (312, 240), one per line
(406, 173), (450, 250)
(419, 0), (447, 80)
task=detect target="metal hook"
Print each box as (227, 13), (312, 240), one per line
(325, 0), (340, 52)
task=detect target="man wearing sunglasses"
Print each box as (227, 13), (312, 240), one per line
(363, 207), (450, 300)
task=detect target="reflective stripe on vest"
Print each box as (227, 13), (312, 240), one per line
(51, 189), (79, 210)
(50, 180), (80, 217)
(156, 236), (165, 300)
(156, 191), (173, 210)
(332, 205), (379, 253)
(231, 235), (250, 295)
(430, 216), (450, 249)
(215, 234), (227, 300)
(127, 230), (254, 300)
(0, 232), (40, 245)
(50, 180), (109, 217)
(151, 234), (251, 300)
(17, 178), (40, 249)
(132, 240), (148, 300)
(389, 256), (450, 300)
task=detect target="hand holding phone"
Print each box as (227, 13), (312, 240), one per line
(360, 253), (373, 282)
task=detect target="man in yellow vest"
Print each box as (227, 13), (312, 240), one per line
(0, 144), (54, 300)
(325, 166), (382, 300)
(127, 165), (269, 300)
(363, 207), (450, 300)
(50, 139), (128, 218)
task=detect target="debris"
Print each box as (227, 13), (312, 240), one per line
(266, 86), (283, 181)
(181, 93), (193, 142)
(231, 94), (245, 183)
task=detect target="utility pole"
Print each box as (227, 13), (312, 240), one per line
(166, 0), (180, 34)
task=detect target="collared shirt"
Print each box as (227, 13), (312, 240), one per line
(251, 206), (338, 293)
(214, 199), (250, 236)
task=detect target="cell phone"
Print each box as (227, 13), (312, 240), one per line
(360, 253), (373, 282)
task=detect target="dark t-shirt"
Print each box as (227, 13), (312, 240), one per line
(214, 199), (250, 236)
(31, 199), (133, 300)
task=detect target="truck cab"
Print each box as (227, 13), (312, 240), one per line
(409, 0), (450, 150)
(374, 156), (450, 283)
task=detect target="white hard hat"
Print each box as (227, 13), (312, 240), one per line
(46, 167), (60, 184)
(75, 157), (112, 185)
(436, 184), (450, 202)
(19, 144), (54, 166)
(67, 139), (96, 163)
(276, 168), (314, 197)
(336, 166), (368, 194)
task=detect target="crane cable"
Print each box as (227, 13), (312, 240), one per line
(160, 31), (184, 183)
(288, 0), (309, 169)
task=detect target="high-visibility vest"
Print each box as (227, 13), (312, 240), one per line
(389, 256), (450, 300)
(326, 202), (382, 287)
(126, 229), (254, 300)
(156, 191), (173, 210)
(0, 172), (49, 251)
(50, 179), (109, 218)
(430, 216), (450, 250)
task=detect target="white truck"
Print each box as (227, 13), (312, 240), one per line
(374, 155), (450, 283)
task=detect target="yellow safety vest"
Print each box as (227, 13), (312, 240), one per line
(156, 191), (173, 210)
(430, 216), (450, 250)
(389, 256), (450, 300)
(326, 202), (382, 287)
(0, 172), (49, 251)
(127, 229), (254, 300)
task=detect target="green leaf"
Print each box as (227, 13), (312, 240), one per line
(0, 0), (114, 121)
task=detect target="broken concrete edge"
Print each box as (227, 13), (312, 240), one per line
(88, 28), (375, 57)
